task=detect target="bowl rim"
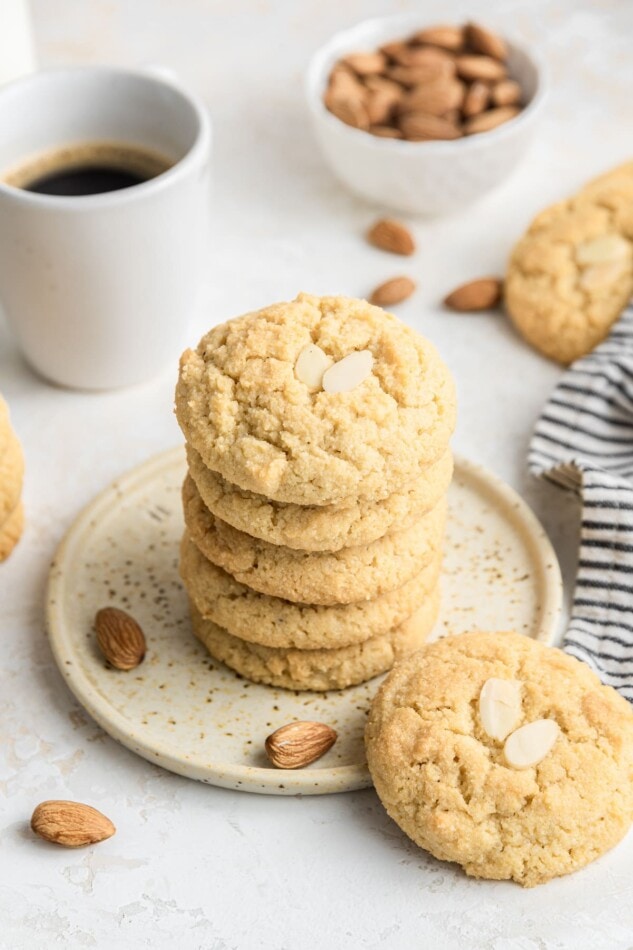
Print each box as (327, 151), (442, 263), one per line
(305, 13), (548, 152)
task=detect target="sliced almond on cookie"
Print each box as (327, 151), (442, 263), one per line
(479, 678), (522, 741)
(503, 719), (560, 769)
(322, 350), (374, 393)
(295, 344), (333, 391)
(576, 234), (631, 266)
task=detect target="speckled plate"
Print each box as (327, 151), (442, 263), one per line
(46, 447), (562, 796)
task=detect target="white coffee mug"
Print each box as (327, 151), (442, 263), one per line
(0, 65), (211, 389)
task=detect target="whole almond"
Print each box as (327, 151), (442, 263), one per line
(370, 125), (403, 139)
(265, 721), (337, 769)
(380, 40), (411, 62)
(95, 606), (146, 670)
(328, 64), (364, 97)
(367, 218), (415, 256)
(324, 89), (370, 130)
(31, 801), (116, 848)
(363, 75), (403, 97)
(462, 80), (490, 117)
(412, 25), (465, 51)
(444, 277), (503, 311)
(391, 44), (456, 71)
(366, 87), (400, 125)
(456, 54), (507, 82)
(388, 63), (453, 87)
(399, 78), (464, 117)
(467, 22), (508, 61)
(464, 105), (519, 135)
(399, 111), (461, 141)
(342, 51), (387, 76)
(491, 79), (522, 107)
(369, 276), (416, 306)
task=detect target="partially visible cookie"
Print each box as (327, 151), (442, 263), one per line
(0, 432), (24, 528)
(183, 474), (446, 605)
(365, 630), (633, 887)
(0, 501), (24, 562)
(179, 531), (441, 649)
(0, 395), (11, 459)
(175, 293), (456, 506)
(189, 587), (440, 692)
(506, 166), (633, 364)
(186, 444), (453, 552)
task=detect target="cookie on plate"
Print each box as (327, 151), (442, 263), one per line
(506, 164), (633, 364)
(179, 531), (441, 649)
(0, 502), (24, 562)
(186, 444), (453, 552)
(365, 630), (633, 887)
(175, 293), (456, 506)
(189, 587), (440, 692)
(183, 474), (446, 605)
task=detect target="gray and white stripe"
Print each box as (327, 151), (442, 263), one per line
(530, 304), (633, 701)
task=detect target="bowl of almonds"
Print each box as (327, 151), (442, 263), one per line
(306, 15), (547, 215)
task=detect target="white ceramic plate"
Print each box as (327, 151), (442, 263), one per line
(46, 447), (563, 796)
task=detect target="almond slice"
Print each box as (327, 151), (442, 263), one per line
(580, 261), (630, 290)
(503, 719), (560, 769)
(322, 350), (374, 394)
(576, 234), (631, 266)
(294, 343), (333, 391)
(479, 678), (522, 741)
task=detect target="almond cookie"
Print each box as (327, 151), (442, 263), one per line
(506, 163), (633, 364)
(186, 443), (453, 552)
(189, 587), (440, 692)
(179, 531), (441, 649)
(365, 630), (633, 887)
(0, 431), (24, 528)
(183, 474), (446, 605)
(175, 293), (456, 506)
(0, 395), (11, 459)
(0, 501), (24, 562)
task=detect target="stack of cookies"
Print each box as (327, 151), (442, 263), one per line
(0, 394), (24, 562)
(175, 293), (456, 691)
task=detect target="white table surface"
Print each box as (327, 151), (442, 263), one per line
(2, 1), (633, 947)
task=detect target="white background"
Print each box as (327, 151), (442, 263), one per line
(2, 0), (633, 947)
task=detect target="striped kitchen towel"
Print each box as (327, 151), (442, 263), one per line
(529, 303), (633, 702)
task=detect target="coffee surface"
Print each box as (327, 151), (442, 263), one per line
(2, 141), (173, 196)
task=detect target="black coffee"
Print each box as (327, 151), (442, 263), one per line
(2, 141), (173, 197)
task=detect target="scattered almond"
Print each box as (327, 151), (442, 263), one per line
(492, 79), (522, 107)
(444, 277), (503, 311)
(325, 24), (523, 141)
(464, 105), (520, 135)
(95, 606), (146, 671)
(399, 112), (461, 141)
(503, 719), (560, 769)
(265, 721), (338, 769)
(369, 276), (416, 307)
(466, 22), (508, 61)
(412, 25), (464, 51)
(31, 800), (116, 848)
(367, 218), (415, 256)
(322, 350), (374, 394)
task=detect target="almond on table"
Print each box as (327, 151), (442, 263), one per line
(367, 218), (416, 255)
(323, 22), (523, 141)
(444, 277), (503, 311)
(369, 276), (416, 307)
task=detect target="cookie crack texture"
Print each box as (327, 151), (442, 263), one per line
(175, 293), (456, 505)
(365, 630), (633, 886)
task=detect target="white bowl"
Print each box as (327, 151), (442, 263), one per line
(305, 14), (548, 216)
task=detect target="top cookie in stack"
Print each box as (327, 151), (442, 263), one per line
(175, 293), (456, 691)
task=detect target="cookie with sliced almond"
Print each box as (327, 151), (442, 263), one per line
(366, 629), (633, 887)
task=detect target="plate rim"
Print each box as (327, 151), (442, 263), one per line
(46, 446), (563, 795)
